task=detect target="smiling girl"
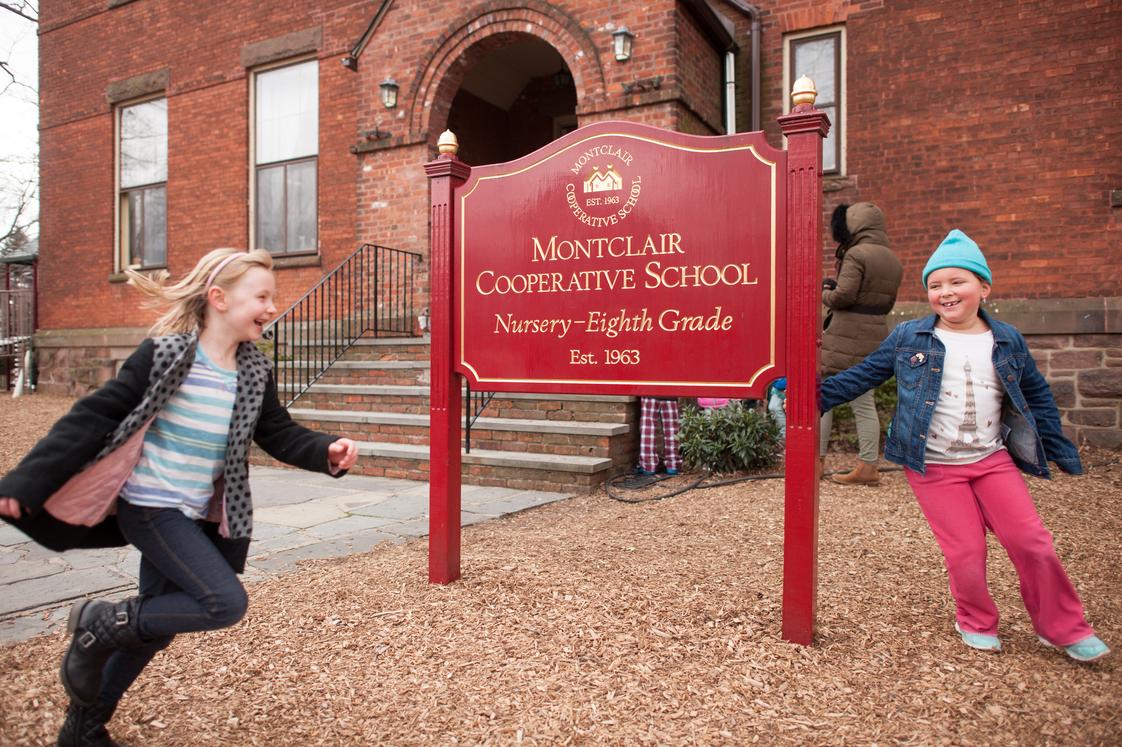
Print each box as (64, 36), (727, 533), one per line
(819, 230), (1109, 664)
(0, 248), (359, 745)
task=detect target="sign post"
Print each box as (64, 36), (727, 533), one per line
(777, 77), (831, 644)
(423, 132), (470, 584)
(425, 79), (828, 642)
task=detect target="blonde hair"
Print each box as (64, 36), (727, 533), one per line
(126, 248), (275, 336)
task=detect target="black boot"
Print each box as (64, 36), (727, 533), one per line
(57, 700), (122, 747)
(60, 598), (145, 707)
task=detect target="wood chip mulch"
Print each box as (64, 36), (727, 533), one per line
(1, 394), (1120, 745)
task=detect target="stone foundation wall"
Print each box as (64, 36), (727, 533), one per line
(33, 327), (146, 397)
(1028, 334), (1122, 449)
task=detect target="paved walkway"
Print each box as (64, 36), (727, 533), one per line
(0, 467), (571, 644)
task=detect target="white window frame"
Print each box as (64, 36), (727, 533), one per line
(783, 26), (846, 175)
(114, 94), (168, 272)
(249, 55), (320, 256)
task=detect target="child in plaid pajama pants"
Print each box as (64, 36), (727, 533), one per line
(638, 397), (681, 475)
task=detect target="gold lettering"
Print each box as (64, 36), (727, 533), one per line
(643, 261), (758, 289)
(586, 308), (653, 338)
(657, 306), (733, 333)
(660, 232), (683, 255)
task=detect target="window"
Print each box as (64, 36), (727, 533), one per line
(118, 98), (167, 268)
(787, 29), (843, 174)
(253, 60), (318, 255)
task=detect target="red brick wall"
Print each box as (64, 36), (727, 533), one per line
(747, 0), (1122, 304)
(37, 0), (1122, 334)
(38, 2), (363, 330)
(676, 7), (725, 134)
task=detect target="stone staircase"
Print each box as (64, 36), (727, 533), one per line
(253, 336), (639, 493)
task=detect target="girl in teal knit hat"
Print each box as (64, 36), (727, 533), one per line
(820, 229), (1109, 663)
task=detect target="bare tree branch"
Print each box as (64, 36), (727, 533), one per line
(0, 155), (37, 253)
(0, 58), (35, 97)
(0, 0), (39, 252)
(0, 2), (38, 24)
(0, 1), (37, 95)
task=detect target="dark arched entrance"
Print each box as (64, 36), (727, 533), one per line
(446, 34), (577, 166)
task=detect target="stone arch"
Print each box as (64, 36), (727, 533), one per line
(407, 2), (606, 142)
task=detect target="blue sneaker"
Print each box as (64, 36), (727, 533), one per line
(666, 468), (679, 476)
(1039, 634), (1110, 663)
(955, 622), (1002, 652)
(636, 468), (656, 476)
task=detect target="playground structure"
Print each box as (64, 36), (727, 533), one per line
(1, 252), (36, 394)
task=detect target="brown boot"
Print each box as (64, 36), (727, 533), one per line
(830, 460), (880, 485)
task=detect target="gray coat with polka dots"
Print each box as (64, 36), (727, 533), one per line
(0, 333), (343, 572)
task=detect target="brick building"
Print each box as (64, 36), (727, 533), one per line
(35, 0), (1122, 456)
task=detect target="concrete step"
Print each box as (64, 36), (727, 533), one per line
(287, 360), (430, 386)
(291, 384), (638, 422)
(276, 336), (428, 347)
(289, 407), (630, 457)
(356, 441), (610, 473)
(251, 439), (617, 492)
(275, 336), (430, 361)
(288, 360), (429, 369)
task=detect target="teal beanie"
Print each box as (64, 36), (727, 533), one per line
(921, 229), (992, 287)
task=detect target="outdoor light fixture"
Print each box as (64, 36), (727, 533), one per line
(612, 27), (634, 62)
(380, 78), (399, 109)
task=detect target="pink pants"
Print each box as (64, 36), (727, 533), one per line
(905, 450), (1093, 645)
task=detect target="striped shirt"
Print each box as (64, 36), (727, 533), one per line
(121, 347), (238, 518)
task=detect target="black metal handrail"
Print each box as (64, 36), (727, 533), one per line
(464, 381), (496, 453)
(264, 244), (422, 406)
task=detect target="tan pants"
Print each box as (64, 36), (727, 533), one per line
(820, 388), (880, 463)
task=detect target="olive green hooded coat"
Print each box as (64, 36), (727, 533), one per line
(821, 202), (904, 375)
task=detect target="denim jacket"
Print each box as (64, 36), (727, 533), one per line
(820, 310), (1082, 478)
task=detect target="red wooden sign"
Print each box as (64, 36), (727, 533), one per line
(428, 99), (829, 645)
(454, 123), (785, 398)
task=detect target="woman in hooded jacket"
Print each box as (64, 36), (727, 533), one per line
(820, 202), (904, 484)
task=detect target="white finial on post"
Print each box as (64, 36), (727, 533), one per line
(438, 129), (459, 155)
(791, 75), (818, 108)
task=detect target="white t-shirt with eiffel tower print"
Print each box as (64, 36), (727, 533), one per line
(926, 328), (1005, 465)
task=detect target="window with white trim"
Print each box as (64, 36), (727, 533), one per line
(253, 60), (318, 255)
(786, 29), (843, 174)
(118, 98), (168, 268)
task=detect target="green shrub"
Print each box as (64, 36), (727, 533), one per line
(678, 401), (781, 474)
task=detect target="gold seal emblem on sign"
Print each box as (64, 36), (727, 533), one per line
(583, 165), (623, 193)
(564, 142), (642, 228)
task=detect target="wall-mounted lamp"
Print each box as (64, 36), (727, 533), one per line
(612, 27), (634, 62)
(418, 308), (430, 336)
(380, 78), (399, 109)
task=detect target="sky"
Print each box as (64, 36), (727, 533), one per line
(0, 8), (39, 242)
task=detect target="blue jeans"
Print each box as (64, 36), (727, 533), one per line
(98, 499), (248, 704)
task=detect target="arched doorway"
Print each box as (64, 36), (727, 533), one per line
(446, 34), (577, 166)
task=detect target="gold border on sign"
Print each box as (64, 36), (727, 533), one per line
(458, 131), (779, 390)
